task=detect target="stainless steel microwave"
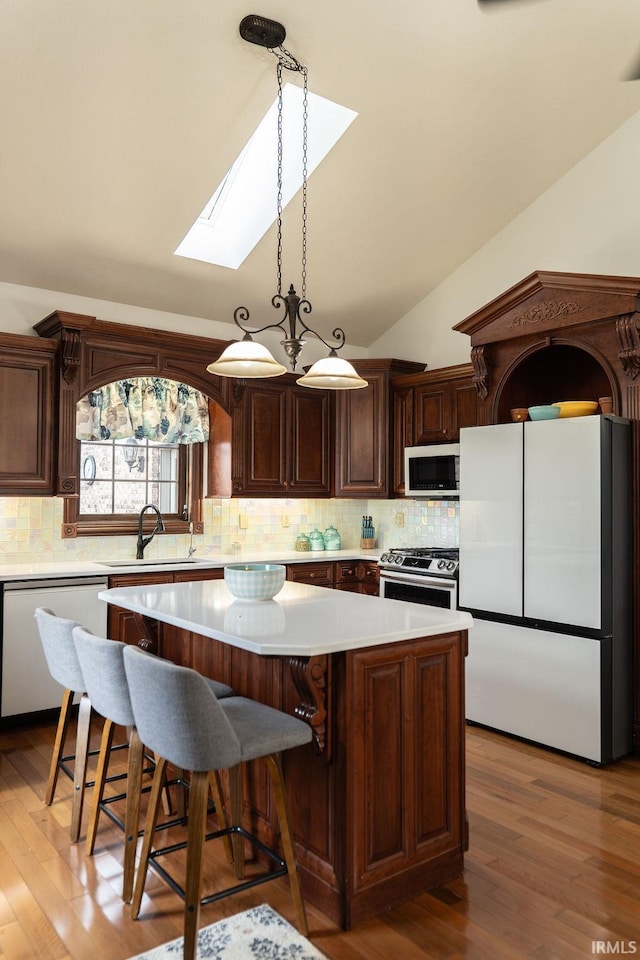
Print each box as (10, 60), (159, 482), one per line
(404, 443), (460, 498)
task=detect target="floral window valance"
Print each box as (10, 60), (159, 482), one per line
(76, 378), (209, 444)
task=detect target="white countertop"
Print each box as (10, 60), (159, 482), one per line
(0, 549), (380, 582)
(98, 578), (472, 656)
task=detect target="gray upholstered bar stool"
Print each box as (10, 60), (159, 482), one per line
(123, 645), (312, 960)
(34, 607), (96, 843)
(72, 626), (235, 902)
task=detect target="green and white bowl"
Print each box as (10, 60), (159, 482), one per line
(224, 563), (286, 601)
(528, 405), (560, 420)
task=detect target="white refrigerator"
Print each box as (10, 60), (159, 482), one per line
(459, 415), (632, 763)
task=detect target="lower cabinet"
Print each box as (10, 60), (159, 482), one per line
(106, 569), (224, 653)
(335, 560), (380, 596)
(357, 560), (380, 595)
(178, 626), (466, 927)
(286, 560), (335, 588)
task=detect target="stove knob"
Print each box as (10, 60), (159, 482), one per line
(437, 559), (446, 569)
(446, 560), (455, 571)
(395, 555), (404, 564)
(381, 553), (388, 563)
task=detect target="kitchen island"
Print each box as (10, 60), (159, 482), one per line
(99, 579), (473, 929)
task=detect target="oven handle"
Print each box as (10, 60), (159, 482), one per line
(378, 567), (457, 589)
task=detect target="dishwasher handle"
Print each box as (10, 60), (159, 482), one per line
(4, 577), (109, 592)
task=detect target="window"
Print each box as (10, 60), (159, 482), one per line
(63, 378), (207, 538)
(64, 439), (203, 538)
(79, 438), (181, 516)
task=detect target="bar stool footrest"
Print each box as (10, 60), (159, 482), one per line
(147, 825), (288, 906)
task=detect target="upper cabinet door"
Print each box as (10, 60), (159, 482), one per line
(230, 379), (331, 497)
(235, 382), (288, 495)
(0, 335), (58, 495)
(391, 383), (414, 495)
(334, 371), (388, 498)
(414, 383), (450, 444)
(287, 386), (331, 496)
(412, 367), (480, 445)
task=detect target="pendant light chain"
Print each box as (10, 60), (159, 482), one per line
(276, 59), (284, 299)
(272, 45), (308, 300)
(301, 64), (308, 301)
(206, 19), (368, 390)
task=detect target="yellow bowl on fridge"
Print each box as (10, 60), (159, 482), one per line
(551, 401), (598, 418)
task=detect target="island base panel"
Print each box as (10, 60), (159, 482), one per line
(151, 623), (467, 929)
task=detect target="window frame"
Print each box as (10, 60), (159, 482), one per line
(62, 440), (204, 538)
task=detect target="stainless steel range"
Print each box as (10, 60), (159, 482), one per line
(378, 548), (459, 609)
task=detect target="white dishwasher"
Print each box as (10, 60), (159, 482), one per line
(2, 577), (108, 718)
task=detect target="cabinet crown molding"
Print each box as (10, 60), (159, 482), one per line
(454, 270), (640, 346)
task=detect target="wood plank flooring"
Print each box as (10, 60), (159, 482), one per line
(1, 718), (639, 959)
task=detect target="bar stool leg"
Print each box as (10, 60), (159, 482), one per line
(84, 717), (116, 856)
(130, 756), (168, 920)
(45, 687), (74, 806)
(264, 753), (308, 936)
(184, 770), (209, 960)
(122, 727), (144, 903)
(70, 692), (92, 843)
(208, 770), (233, 865)
(228, 764), (245, 880)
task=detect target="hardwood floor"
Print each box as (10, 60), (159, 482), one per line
(1, 718), (639, 959)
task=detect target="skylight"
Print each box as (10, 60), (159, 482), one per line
(174, 84), (357, 270)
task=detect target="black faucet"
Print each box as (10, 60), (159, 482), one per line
(136, 504), (165, 559)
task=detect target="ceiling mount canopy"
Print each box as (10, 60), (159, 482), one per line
(206, 15), (367, 391)
(238, 14), (286, 50)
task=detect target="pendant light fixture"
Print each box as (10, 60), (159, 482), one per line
(206, 15), (367, 391)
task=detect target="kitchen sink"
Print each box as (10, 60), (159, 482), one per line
(97, 558), (206, 567)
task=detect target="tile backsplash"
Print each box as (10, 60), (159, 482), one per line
(0, 496), (459, 564)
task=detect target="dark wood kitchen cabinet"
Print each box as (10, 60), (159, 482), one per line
(335, 559), (380, 595)
(334, 359), (424, 499)
(230, 379), (331, 497)
(286, 560), (335, 588)
(390, 363), (478, 494)
(413, 365), (478, 444)
(35, 310), (232, 503)
(0, 333), (58, 495)
(391, 382), (414, 496)
(106, 568), (224, 657)
(106, 572), (174, 646)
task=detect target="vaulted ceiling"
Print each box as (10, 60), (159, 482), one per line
(2, 0), (640, 346)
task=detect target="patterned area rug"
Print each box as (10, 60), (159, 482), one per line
(126, 904), (327, 959)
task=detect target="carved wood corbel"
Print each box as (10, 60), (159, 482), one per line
(133, 613), (160, 654)
(470, 345), (489, 400)
(288, 655), (331, 758)
(616, 313), (640, 379)
(232, 380), (246, 403)
(60, 328), (81, 383)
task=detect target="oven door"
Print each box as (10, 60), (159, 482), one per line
(379, 568), (457, 609)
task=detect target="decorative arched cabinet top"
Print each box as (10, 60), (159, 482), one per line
(453, 270), (640, 347)
(34, 309), (233, 412)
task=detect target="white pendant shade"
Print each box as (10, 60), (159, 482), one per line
(206, 339), (287, 379)
(296, 355), (368, 390)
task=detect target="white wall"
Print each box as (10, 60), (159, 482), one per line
(370, 109), (640, 370)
